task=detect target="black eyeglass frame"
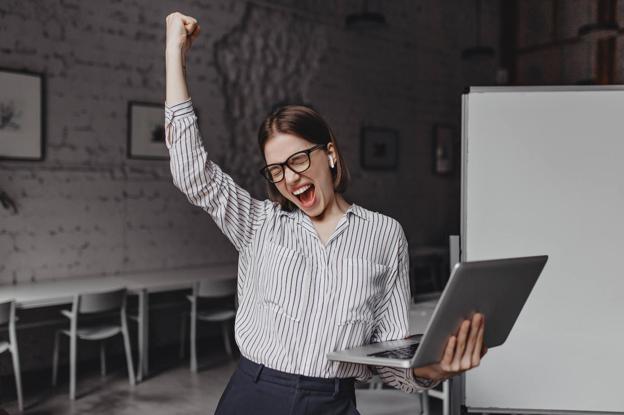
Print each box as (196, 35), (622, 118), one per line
(259, 143), (328, 183)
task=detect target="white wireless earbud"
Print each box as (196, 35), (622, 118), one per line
(328, 155), (335, 168)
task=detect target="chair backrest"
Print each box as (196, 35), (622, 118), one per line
(77, 288), (127, 314)
(195, 278), (236, 299)
(0, 300), (14, 326)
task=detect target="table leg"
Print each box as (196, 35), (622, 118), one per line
(137, 289), (149, 381)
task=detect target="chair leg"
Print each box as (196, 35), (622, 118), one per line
(10, 328), (24, 412)
(52, 331), (61, 387)
(190, 313), (197, 373)
(69, 332), (77, 400)
(121, 318), (136, 386)
(421, 390), (430, 415)
(100, 341), (107, 377)
(179, 313), (187, 359)
(221, 321), (233, 358)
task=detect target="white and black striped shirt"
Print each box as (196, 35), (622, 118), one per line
(165, 99), (436, 393)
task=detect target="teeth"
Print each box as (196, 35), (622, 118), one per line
(293, 184), (312, 196)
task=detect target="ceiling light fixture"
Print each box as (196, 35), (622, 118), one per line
(345, 0), (386, 31)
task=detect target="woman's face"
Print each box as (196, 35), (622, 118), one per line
(263, 133), (337, 218)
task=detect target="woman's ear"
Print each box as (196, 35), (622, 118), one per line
(326, 142), (337, 161)
(324, 143), (335, 168)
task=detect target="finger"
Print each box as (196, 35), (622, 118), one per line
(180, 14), (196, 24)
(184, 22), (197, 36)
(440, 335), (456, 372)
(472, 317), (485, 365)
(451, 320), (470, 371)
(461, 314), (481, 369)
(190, 25), (201, 40)
(464, 315), (481, 357)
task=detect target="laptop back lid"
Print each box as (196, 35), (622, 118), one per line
(412, 255), (548, 367)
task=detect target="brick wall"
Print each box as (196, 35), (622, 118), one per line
(0, 0), (499, 374)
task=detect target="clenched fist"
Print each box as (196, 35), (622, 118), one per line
(165, 12), (200, 56)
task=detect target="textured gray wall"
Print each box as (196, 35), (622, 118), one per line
(0, 0), (500, 375)
(0, 0), (500, 286)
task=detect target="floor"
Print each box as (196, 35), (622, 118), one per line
(1, 350), (441, 415)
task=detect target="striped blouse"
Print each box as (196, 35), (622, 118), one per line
(165, 99), (437, 393)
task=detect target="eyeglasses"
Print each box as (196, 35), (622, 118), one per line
(260, 143), (327, 183)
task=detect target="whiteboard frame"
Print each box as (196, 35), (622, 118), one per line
(458, 85), (624, 415)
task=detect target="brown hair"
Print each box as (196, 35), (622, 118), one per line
(257, 105), (350, 212)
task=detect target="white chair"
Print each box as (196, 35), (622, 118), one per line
(364, 374), (429, 415)
(51, 288), (135, 400)
(0, 300), (23, 412)
(356, 387), (429, 415)
(179, 279), (236, 372)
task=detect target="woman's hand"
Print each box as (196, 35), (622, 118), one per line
(166, 11), (200, 55)
(413, 313), (487, 383)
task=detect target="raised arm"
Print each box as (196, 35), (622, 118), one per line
(164, 12), (274, 253)
(165, 12), (197, 106)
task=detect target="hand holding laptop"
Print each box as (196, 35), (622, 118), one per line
(412, 312), (488, 383)
(327, 256), (547, 382)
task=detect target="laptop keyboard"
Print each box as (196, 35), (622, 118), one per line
(368, 343), (420, 359)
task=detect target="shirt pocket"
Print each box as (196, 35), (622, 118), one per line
(258, 241), (311, 322)
(335, 257), (389, 326)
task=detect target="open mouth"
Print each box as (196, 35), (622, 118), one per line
(292, 184), (316, 208)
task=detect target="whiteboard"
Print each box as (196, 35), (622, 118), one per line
(461, 86), (624, 414)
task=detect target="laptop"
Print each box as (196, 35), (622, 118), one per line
(327, 255), (548, 368)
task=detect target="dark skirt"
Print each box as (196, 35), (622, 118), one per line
(215, 356), (360, 415)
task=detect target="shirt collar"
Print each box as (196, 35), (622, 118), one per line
(277, 202), (368, 222)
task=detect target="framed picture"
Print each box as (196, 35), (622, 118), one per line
(433, 124), (455, 175)
(360, 126), (399, 170)
(0, 68), (45, 161)
(127, 101), (168, 160)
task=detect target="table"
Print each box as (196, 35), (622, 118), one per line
(0, 275), (128, 309)
(122, 264), (237, 381)
(0, 263), (238, 382)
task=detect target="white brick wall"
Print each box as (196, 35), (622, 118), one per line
(0, 0), (500, 373)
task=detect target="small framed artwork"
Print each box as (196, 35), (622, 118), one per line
(127, 101), (168, 160)
(360, 126), (399, 170)
(433, 124), (455, 175)
(0, 68), (45, 161)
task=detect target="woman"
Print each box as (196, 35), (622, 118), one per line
(164, 12), (487, 415)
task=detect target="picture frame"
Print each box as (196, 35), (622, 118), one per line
(433, 124), (455, 175)
(360, 126), (399, 170)
(0, 68), (45, 161)
(127, 101), (168, 160)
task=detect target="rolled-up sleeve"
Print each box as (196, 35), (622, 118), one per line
(371, 226), (441, 393)
(165, 98), (274, 252)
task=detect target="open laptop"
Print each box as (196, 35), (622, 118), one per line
(327, 255), (548, 368)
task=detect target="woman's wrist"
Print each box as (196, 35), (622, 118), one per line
(166, 47), (184, 60)
(412, 368), (441, 388)
(413, 367), (441, 382)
